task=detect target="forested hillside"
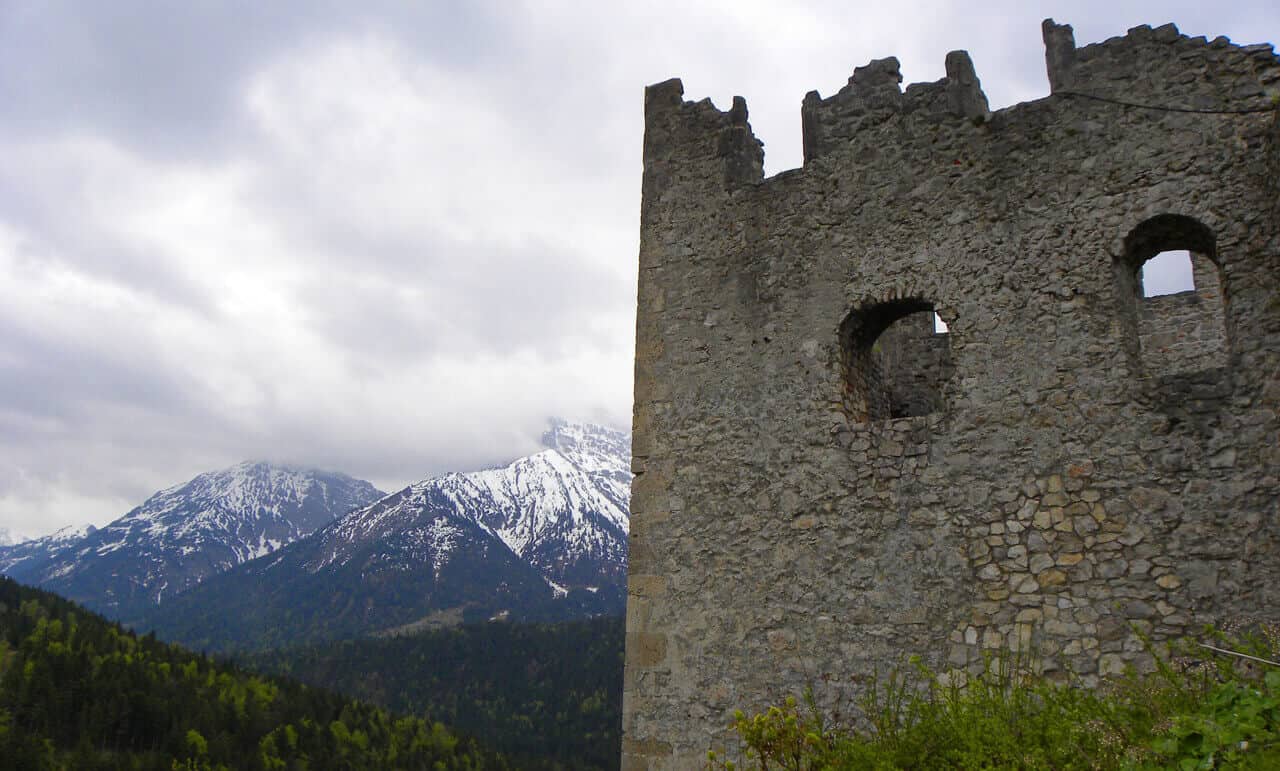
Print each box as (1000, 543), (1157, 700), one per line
(0, 577), (505, 770)
(245, 616), (625, 770)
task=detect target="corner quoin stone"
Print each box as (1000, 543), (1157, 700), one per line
(624, 17), (1280, 770)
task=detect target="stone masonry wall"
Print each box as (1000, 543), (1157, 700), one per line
(625, 19), (1280, 770)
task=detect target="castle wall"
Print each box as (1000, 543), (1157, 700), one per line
(625, 20), (1280, 769)
(1137, 257), (1227, 376)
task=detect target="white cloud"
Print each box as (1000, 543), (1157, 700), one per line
(0, 1), (1275, 536)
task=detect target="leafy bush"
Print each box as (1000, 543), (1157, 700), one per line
(709, 625), (1280, 770)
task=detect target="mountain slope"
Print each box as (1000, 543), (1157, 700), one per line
(141, 487), (561, 651)
(143, 421), (630, 651)
(0, 576), (505, 769)
(433, 419), (630, 588)
(0, 524), (97, 580)
(244, 616), (625, 770)
(2, 462), (384, 622)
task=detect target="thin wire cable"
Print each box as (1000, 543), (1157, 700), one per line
(1056, 90), (1277, 115)
(1198, 642), (1280, 668)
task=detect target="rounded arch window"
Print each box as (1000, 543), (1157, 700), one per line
(1116, 214), (1228, 377)
(838, 298), (953, 423)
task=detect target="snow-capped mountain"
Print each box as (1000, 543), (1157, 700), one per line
(298, 418), (629, 597)
(142, 421), (632, 651)
(0, 524), (97, 578)
(407, 418), (630, 589)
(1, 462), (384, 621)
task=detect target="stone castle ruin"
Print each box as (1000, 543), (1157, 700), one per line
(624, 19), (1280, 769)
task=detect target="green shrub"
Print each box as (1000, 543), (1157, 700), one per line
(709, 626), (1280, 770)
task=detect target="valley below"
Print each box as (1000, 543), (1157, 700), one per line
(0, 420), (630, 769)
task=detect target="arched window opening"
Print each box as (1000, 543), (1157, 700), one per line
(1118, 214), (1228, 377)
(840, 298), (954, 423)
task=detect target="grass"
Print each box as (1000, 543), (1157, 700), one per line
(708, 624), (1280, 770)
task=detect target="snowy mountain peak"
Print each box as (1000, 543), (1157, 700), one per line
(293, 418), (632, 610)
(49, 523), (97, 544)
(137, 422), (635, 647)
(540, 419), (629, 473)
(0, 462), (384, 620)
(0, 523), (97, 576)
(138, 460), (380, 536)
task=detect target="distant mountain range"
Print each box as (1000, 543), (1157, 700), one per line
(0, 463), (384, 621)
(140, 420), (631, 651)
(0, 420), (631, 650)
(0, 523), (97, 576)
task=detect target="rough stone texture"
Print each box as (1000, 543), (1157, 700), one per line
(625, 18), (1280, 770)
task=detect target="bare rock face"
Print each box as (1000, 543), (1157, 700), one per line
(626, 18), (1280, 769)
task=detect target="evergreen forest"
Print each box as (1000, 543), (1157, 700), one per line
(245, 616), (626, 770)
(0, 577), (508, 770)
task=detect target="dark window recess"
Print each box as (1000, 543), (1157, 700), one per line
(840, 299), (954, 423)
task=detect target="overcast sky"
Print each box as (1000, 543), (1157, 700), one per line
(1, 1), (1276, 539)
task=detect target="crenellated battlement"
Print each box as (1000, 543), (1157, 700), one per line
(641, 18), (1280, 199)
(1047, 19), (1280, 106)
(642, 78), (763, 190)
(801, 50), (989, 163)
(626, 17), (1280, 771)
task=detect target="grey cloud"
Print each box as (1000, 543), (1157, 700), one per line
(0, 156), (223, 315)
(0, 315), (225, 441)
(1, 1), (304, 155)
(0, 224), (220, 319)
(0, 1), (510, 157)
(0, 1), (1275, 537)
(295, 236), (630, 364)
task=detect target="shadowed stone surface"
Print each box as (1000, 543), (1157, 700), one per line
(625, 18), (1280, 770)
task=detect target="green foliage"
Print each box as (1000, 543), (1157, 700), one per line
(1148, 672), (1280, 769)
(244, 616), (625, 770)
(710, 628), (1280, 770)
(0, 577), (507, 769)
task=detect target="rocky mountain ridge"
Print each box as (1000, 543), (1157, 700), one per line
(0, 462), (385, 620)
(142, 420), (631, 650)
